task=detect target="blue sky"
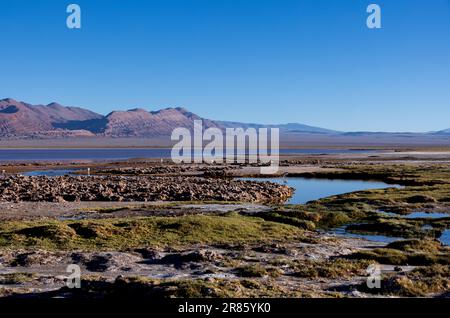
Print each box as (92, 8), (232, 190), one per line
(0, 0), (449, 132)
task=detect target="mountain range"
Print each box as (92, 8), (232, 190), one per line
(0, 98), (448, 139)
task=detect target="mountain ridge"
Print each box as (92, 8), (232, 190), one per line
(0, 98), (448, 139)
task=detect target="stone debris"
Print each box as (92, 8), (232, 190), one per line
(0, 175), (293, 204)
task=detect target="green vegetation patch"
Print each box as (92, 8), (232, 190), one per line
(348, 239), (450, 266)
(257, 208), (364, 230)
(0, 272), (36, 285)
(235, 265), (269, 278)
(290, 259), (374, 279)
(345, 219), (433, 239)
(359, 265), (450, 297)
(0, 214), (304, 251)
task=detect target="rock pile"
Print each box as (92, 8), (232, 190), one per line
(0, 175), (293, 204)
(94, 165), (237, 177)
(94, 166), (197, 175)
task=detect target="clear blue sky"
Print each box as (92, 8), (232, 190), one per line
(0, 0), (449, 132)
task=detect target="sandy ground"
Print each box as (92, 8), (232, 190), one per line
(0, 202), (273, 221)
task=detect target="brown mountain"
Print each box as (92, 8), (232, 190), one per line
(1, 98), (450, 147)
(0, 98), (226, 138)
(0, 97), (336, 138)
(0, 98), (103, 137)
(101, 107), (220, 137)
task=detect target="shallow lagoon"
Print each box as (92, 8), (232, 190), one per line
(0, 148), (375, 162)
(244, 177), (449, 245)
(240, 177), (401, 204)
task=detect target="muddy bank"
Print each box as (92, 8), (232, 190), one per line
(0, 175), (293, 204)
(0, 202), (271, 221)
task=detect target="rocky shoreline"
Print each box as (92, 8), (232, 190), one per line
(0, 175), (293, 204)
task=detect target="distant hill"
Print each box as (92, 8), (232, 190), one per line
(433, 129), (450, 135)
(100, 107), (220, 137)
(0, 98), (448, 142)
(0, 98), (336, 138)
(216, 120), (338, 134)
(0, 98), (102, 137)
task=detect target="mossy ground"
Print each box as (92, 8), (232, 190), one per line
(0, 272), (36, 285)
(235, 264), (273, 278)
(0, 213), (304, 251)
(358, 265), (450, 297)
(345, 218), (443, 239)
(348, 239), (450, 265)
(289, 259), (374, 279)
